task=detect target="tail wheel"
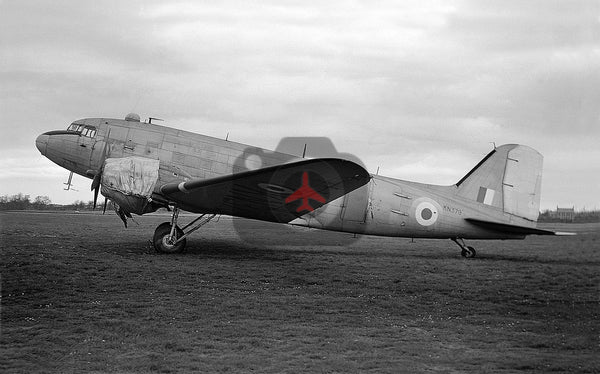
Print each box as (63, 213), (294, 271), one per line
(453, 238), (477, 258)
(461, 246), (476, 258)
(153, 222), (186, 253)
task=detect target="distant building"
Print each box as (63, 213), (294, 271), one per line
(551, 206), (575, 222)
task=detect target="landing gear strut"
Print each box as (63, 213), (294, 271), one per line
(451, 237), (476, 258)
(153, 207), (216, 253)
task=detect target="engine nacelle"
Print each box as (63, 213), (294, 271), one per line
(100, 156), (162, 216)
(101, 186), (161, 216)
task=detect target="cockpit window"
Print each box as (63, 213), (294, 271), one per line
(67, 123), (97, 138)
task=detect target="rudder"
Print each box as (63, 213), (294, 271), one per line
(455, 144), (543, 221)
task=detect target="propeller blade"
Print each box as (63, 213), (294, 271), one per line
(91, 173), (101, 208)
(91, 173), (100, 190)
(90, 131), (111, 209)
(99, 129), (111, 161)
(114, 204), (128, 228)
(93, 187), (99, 209)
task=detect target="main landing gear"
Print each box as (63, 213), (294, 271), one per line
(153, 207), (216, 253)
(451, 237), (476, 258)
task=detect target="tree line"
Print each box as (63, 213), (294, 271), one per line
(1, 193), (599, 222)
(0, 193), (96, 211)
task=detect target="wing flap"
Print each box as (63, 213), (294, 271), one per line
(160, 158), (370, 223)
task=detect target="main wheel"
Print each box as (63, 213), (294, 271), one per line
(153, 222), (186, 253)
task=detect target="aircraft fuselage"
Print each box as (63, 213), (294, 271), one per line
(36, 116), (538, 243)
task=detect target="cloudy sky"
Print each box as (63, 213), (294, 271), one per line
(1, 0), (598, 210)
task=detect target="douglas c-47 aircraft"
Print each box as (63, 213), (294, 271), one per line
(36, 113), (569, 257)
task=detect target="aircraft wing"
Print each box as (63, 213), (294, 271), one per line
(159, 158), (370, 223)
(465, 218), (576, 236)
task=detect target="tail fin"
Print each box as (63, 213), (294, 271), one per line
(455, 144), (543, 221)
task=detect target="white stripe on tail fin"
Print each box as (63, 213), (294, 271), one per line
(455, 144), (543, 221)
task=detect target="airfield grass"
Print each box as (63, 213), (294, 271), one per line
(1, 211), (599, 373)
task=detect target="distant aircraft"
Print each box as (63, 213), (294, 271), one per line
(36, 113), (571, 256)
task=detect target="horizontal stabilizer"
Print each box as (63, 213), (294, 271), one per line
(464, 218), (574, 236)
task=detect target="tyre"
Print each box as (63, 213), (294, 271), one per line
(153, 222), (186, 253)
(465, 246), (476, 258)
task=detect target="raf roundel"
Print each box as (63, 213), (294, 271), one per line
(415, 201), (439, 226)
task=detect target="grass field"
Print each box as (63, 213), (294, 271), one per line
(1, 211), (599, 373)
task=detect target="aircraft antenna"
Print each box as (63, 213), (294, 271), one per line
(302, 143), (307, 158)
(490, 141), (497, 149)
(226, 132), (229, 141)
(376, 166), (380, 175)
(148, 117), (164, 124)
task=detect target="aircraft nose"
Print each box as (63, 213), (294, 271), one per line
(36, 134), (49, 155)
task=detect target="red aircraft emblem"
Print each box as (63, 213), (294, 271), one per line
(285, 171), (326, 212)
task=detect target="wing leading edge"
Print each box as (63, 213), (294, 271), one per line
(160, 158), (370, 223)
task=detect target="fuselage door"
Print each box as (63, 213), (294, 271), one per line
(340, 183), (369, 223)
(104, 124), (132, 157)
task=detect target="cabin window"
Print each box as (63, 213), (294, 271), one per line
(67, 123), (97, 138)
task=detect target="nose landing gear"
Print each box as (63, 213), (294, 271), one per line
(451, 237), (476, 258)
